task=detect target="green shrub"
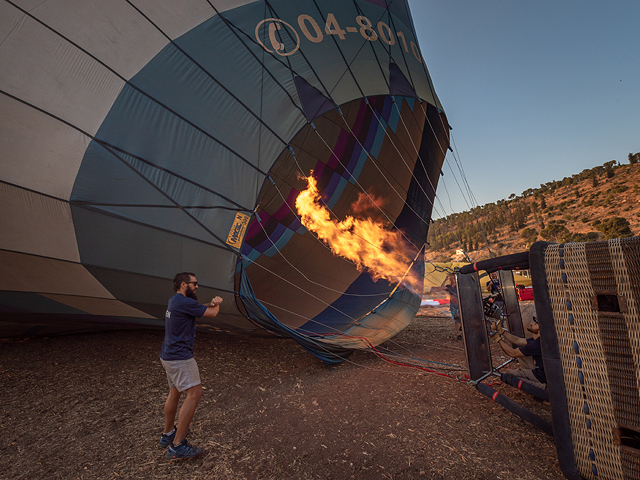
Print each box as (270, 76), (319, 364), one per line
(521, 228), (538, 244)
(571, 232), (603, 243)
(595, 217), (633, 239)
(540, 224), (571, 243)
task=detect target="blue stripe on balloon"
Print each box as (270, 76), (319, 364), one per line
(323, 171), (341, 199)
(369, 122), (386, 158)
(405, 97), (415, 111)
(254, 223), (287, 252)
(327, 176), (349, 209)
(381, 95), (394, 123)
(263, 228), (295, 257)
(349, 149), (369, 185)
(388, 101), (401, 132)
(345, 143), (363, 175)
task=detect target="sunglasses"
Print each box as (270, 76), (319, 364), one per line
(185, 281), (198, 287)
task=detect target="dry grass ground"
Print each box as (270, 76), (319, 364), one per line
(0, 311), (563, 480)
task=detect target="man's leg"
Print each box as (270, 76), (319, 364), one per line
(517, 356), (535, 370)
(174, 384), (202, 444)
(505, 368), (546, 390)
(164, 387), (181, 434)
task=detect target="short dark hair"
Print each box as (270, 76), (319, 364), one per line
(173, 272), (196, 292)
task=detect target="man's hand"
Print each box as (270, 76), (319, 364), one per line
(210, 296), (223, 307)
(492, 333), (503, 344)
(202, 296), (223, 318)
(491, 321), (505, 335)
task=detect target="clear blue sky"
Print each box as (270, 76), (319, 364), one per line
(408, 0), (640, 217)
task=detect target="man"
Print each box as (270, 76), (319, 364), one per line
(491, 316), (546, 390)
(485, 272), (503, 314)
(159, 272), (223, 459)
(486, 272), (501, 294)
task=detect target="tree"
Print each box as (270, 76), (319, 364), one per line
(571, 232), (603, 243)
(473, 231), (485, 247)
(604, 160), (616, 178)
(540, 197), (547, 209)
(540, 223), (571, 243)
(514, 208), (527, 230)
(595, 217), (633, 240)
(521, 228), (538, 245)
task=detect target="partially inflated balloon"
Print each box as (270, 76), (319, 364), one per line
(0, 0), (449, 364)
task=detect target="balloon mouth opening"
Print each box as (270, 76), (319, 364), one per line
(235, 95), (447, 348)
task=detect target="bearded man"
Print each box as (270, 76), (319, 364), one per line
(158, 272), (223, 459)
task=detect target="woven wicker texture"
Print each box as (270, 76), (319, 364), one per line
(609, 239), (640, 477)
(614, 240), (640, 405)
(544, 238), (640, 480)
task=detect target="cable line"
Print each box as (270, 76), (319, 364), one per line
(4, 0), (270, 179)
(127, 0), (293, 148)
(0, 89), (239, 254)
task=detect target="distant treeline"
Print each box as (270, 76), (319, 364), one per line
(427, 154), (640, 255)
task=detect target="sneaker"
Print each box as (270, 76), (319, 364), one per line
(166, 439), (204, 459)
(158, 426), (190, 449)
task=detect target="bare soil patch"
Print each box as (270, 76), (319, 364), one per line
(0, 313), (563, 479)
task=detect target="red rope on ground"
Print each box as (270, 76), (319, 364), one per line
(484, 379), (503, 387)
(314, 332), (468, 383)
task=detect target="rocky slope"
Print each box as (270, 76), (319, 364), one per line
(425, 160), (640, 262)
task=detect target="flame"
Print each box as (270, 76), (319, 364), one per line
(295, 175), (421, 291)
(350, 189), (385, 217)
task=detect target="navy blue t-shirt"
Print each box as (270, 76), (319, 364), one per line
(487, 278), (501, 294)
(519, 336), (546, 384)
(160, 293), (207, 361)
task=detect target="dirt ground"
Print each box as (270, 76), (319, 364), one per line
(0, 310), (564, 480)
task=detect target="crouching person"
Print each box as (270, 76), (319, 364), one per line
(491, 316), (546, 390)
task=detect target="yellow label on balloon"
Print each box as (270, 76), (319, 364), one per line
(226, 212), (251, 249)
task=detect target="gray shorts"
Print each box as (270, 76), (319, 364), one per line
(160, 357), (201, 392)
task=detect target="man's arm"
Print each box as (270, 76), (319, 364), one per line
(496, 337), (525, 357)
(202, 296), (223, 318)
(491, 322), (527, 347)
(501, 330), (527, 347)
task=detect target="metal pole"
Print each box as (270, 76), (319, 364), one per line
(468, 358), (514, 386)
(476, 383), (554, 436)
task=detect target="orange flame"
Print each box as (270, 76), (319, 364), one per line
(295, 175), (421, 291)
(350, 189), (385, 217)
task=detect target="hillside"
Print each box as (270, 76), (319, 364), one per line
(425, 155), (640, 263)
